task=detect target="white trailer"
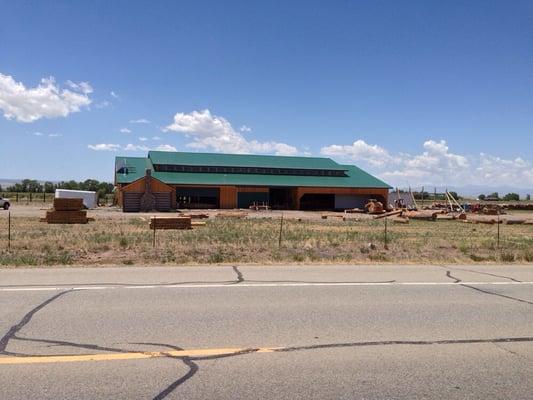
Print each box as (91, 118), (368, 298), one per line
(55, 189), (97, 209)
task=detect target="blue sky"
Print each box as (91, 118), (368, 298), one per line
(0, 0), (532, 188)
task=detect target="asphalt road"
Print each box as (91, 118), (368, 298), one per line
(1, 264), (532, 399)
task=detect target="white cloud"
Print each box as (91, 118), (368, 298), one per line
(320, 138), (533, 188)
(120, 128), (131, 133)
(152, 136), (162, 141)
(88, 143), (177, 152)
(130, 118), (150, 124)
(123, 143), (150, 152)
(155, 144), (177, 152)
(33, 131), (44, 136)
(139, 137), (148, 141)
(321, 140), (395, 167)
(88, 143), (120, 151)
(164, 109), (297, 156)
(66, 80), (93, 94)
(0, 73), (93, 123)
(48, 133), (62, 138)
(240, 125), (252, 132)
(110, 91), (119, 99)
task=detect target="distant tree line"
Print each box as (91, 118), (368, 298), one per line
(412, 191), (460, 200)
(477, 192), (528, 201)
(0, 179), (114, 200)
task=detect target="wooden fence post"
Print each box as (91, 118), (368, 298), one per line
(278, 213), (284, 248)
(384, 217), (388, 250)
(8, 211), (11, 251)
(153, 216), (156, 248)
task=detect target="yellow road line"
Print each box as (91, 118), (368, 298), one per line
(0, 347), (279, 365)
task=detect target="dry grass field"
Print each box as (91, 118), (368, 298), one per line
(0, 205), (532, 266)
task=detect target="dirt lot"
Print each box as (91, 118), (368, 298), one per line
(1, 205), (532, 266)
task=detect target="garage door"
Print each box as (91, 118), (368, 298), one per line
(334, 194), (369, 210)
(123, 192), (142, 212)
(154, 192), (172, 211)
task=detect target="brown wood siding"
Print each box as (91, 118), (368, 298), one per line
(123, 192), (142, 212)
(121, 177), (174, 193)
(119, 177), (176, 210)
(119, 180), (388, 210)
(220, 186), (237, 208)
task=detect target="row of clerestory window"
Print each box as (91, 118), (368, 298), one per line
(153, 164), (347, 177)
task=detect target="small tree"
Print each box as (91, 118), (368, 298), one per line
(527, 194), (531, 201)
(502, 193), (520, 201)
(44, 181), (55, 193)
(478, 194), (486, 201)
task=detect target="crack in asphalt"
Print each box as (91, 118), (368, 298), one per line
(446, 271), (461, 283)
(492, 342), (533, 362)
(443, 270), (532, 305)
(1, 270), (530, 399)
(274, 336), (533, 353)
(133, 342), (200, 400)
(438, 265), (522, 282)
(231, 266), (244, 284)
(460, 284), (533, 305)
(133, 341), (258, 400)
(0, 290), (73, 354)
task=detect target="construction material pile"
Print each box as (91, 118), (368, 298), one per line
(365, 199), (384, 214)
(505, 203), (533, 211)
(42, 198), (89, 224)
(150, 216), (192, 230)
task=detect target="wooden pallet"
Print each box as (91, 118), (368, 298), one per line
(150, 217), (192, 230)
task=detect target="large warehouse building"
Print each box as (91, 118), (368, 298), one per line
(114, 151), (391, 212)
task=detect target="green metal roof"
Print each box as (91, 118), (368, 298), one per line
(115, 156), (153, 184)
(115, 154), (391, 189)
(148, 151), (345, 170)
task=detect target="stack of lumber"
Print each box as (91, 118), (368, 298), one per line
(467, 216), (502, 224)
(43, 198), (89, 224)
(54, 198), (84, 211)
(506, 204), (533, 211)
(150, 216), (192, 229)
(402, 210), (439, 221)
(321, 213), (345, 220)
(182, 213), (209, 219)
(392, 216), (409, 224)
(345, 208), (366, 213)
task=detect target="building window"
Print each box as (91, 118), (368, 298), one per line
(152, 164), (348, 177)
